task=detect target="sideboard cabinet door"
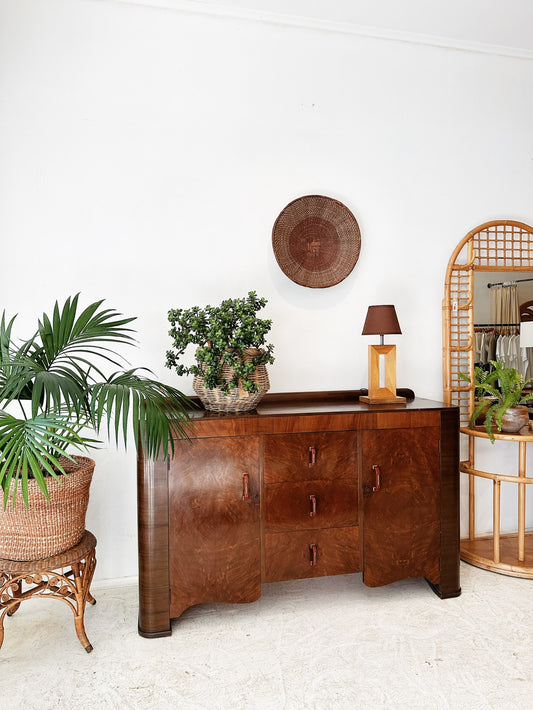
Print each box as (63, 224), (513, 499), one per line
(168, 436), (261, 618)
(362, 427), (441, 589)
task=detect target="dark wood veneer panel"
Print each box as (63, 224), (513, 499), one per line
(186, 395), (447, 439)
(264, 480), (358, 532)
(264, 526), (361, 582)
(362, 427), (441, 588)
(263, 431), (358, 483)
(434, 407), (461, 598)
(137, 453), (171, 637)
(168, 436), (261, 619)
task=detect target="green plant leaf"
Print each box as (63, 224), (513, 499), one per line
(0, 295), (192, 508)
(166, 292), (274, 393)
(90, 369), (193, 460)
(0, 411), (98, 507)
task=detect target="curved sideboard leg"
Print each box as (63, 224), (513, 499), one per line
(137, 452), (172, 638)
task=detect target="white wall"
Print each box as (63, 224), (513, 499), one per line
(1, 0), (533, 582)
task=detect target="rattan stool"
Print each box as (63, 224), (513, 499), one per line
(0, 530), (97, 653)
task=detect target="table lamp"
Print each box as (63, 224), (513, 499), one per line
(360, 305), (406, 405)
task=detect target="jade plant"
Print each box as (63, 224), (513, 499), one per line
(0, 294), (192, 507)
(460, 360), (533, 442)
(166, 291), (275, 394)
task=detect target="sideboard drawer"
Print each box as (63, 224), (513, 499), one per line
(264, 480), (358, 532)
(263, 526), (360, 582)
(262, 431), (358, 483)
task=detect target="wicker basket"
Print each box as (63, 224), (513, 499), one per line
(0, 456), (95, 561)
(272, 195), (361, 288)
(193, 348), (270, 413)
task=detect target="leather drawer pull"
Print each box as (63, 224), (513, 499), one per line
(242, 474), (250, 500)
(309, 543), (318, 566)
(364, 465), (382, 494)
(309, 494), (317, 517)
(308, 446), (316, 467)
(372, 464), (381, 492)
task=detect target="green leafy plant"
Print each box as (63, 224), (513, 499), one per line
(166, 291), (275, 394)
(0, 295), (192, 507)
(459, 360), (533, 442)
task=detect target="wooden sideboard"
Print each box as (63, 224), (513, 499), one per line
(137, 390), (460, 637)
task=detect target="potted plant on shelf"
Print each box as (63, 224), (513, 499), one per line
(460, 360), (533, 442)
(0, 294), (192, 561)
(166, 291), (275, 413)
(463, 363), (499, 425)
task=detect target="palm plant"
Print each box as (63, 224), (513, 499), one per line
(0, 294), (192, 507)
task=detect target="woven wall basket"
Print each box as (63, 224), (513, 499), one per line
(272, 195), (361, 288)
(0, 456), (95, 562)
(193, 348), (270, 413)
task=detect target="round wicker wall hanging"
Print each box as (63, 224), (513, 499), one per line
(272, 195), (361, 288)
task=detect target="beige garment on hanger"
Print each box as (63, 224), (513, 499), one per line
(490, 283), (519, 335)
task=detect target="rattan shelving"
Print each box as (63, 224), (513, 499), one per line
(460, 427), (533, 578)
(443, 220), (533, 577)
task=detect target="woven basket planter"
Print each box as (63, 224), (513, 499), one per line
(193, 348), (270, 413)
(0, 455), (95, 561)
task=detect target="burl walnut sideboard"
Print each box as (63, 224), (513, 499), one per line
(137, 390), (460, 637)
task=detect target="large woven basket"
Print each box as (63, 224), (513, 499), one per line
(193, 348), (270, 413)
(0, 456), (95, 561)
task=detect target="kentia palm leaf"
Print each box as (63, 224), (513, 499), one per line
(90, 369), (191, 460)
(0, 295), (193, 508)
(36, 294), (136, 385)
(0, 411), (98, 506)
(38, 294), (136, 365)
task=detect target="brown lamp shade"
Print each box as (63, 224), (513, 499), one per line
(362, 305), (402, 335)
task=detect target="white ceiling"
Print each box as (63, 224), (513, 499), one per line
(168, 0), (533, 54)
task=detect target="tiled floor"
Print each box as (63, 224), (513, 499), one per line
(1, 562), (532, 709)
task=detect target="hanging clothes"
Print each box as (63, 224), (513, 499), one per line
(474, 329), (498, 365)
(489, 283), (520, 335)
(473, 328), (526, 374)
(482, 281), (529, 376)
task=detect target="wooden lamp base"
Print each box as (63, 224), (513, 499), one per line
(359, 344), (406, 405)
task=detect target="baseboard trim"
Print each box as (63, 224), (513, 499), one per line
(91, 574), (138, 590)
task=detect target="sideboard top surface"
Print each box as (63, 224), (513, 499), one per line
(178, 391), (458, 438)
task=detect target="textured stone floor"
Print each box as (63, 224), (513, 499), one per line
(1, 562), (532, 709)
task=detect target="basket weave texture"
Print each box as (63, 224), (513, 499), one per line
(0, 456), (95, 561)
(272, 195), (361, 288)
(193, 348), (270, 413)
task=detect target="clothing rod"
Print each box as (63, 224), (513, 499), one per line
(474, 322), (520, 327)
(487, 278), (533, 288)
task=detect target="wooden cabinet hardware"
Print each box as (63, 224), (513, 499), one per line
(372, 464), (381, 492)
(308, 446), (316, 467)
(364, 464), (382, 494)
(243, 473), (250, 500)
(309, 494), (317, 517)
(309, 543), (318, 566)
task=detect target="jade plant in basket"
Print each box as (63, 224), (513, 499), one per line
(460, 360), (533, 443)
(165, 291), (275, 413)
(0, 294), (192, 561)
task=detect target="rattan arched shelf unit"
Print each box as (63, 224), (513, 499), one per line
(443, 219), (533, 577)
(443, 220), (533, 420)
